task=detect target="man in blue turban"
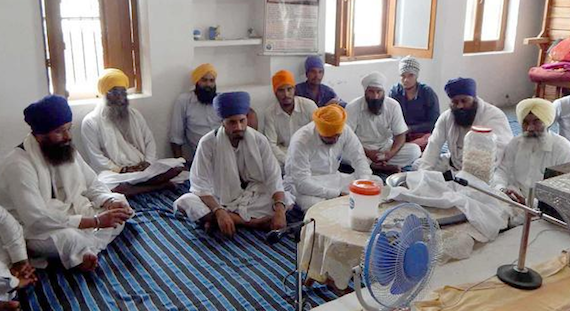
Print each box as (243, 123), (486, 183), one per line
(295, 56), (346, 107)
(0, 95), (133, 272)
(175, 92), (294, 238)
(417, 77), (513, 172)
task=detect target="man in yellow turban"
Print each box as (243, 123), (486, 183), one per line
(494, 98), (570, 204)
(170, 63), (259, 161)
(264, 70), (318, 168)
(346, 72), (421, 175)
(284, 104), (379, 211)
(82, 68), (185, 195)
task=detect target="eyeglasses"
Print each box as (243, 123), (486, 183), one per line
(108, 88), (127, 97)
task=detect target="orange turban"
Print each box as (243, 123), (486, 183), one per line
(98, 68), (129, 95)
(312, 104), (347, 137)
(191, 63), (217, 84)
(272, 70), (296, 92)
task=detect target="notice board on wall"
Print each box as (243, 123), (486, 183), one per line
(263, 0), (319, 55)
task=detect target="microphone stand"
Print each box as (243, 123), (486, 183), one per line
(443, 171), (567, 290)
(267, 220), (313, 311)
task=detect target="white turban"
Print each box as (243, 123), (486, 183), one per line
(361, 72), (386, 90)
(399, 55), (420, 76)
(516, 98), (555, 127)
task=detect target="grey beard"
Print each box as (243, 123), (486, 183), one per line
(105, 105), (135, 145)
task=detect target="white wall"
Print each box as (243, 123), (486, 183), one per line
(0, 0), (543, 159)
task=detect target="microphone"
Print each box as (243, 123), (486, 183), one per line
(266, 218), (314, 245)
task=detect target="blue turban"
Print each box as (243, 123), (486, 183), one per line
(213, 92), (251, 119)
(444, 77), (477, 98)
(24, 95), (72, 134)
(305, 56), (324, 73)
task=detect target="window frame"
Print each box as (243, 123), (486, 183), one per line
(41, 0), (142, 100)
(326, 0), (437, 66)
(325, 0), (390, 66)
(463, 0), (510, 53)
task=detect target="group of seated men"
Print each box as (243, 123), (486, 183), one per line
(1, 54), (570, 309)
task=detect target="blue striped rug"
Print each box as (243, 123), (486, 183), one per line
(17, 184), (341, 310)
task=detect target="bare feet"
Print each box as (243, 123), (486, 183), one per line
(0, 301), (20, 311)
(77, 253), (98, 272)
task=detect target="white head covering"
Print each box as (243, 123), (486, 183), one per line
(399, 55), (420, 76)
(361, 72), (386, 90)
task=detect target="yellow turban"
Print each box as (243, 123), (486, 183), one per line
(272, 70), (296, 92)
(98, 68), (129, 95)
(516, 98), (555, 127)
(313, 104), (347, 137)
(191, 63), (217, 84)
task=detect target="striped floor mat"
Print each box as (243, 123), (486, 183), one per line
(18, 184), (342, 310)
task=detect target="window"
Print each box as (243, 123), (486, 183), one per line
(326, 0), (437, 66)
(41, 0), (141, 100)
(464, 0), (509, 53)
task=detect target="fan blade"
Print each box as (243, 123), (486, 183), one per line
(371, 232), (397, 286)
(400, 214), (424, 248)
(389, 214), (430, 295)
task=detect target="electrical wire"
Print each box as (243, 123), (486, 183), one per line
(440, 225), (565, 310)
(280, 219), (317, 310)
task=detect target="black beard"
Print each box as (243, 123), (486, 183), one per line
(452, 101), (478, 127)
(365, 96), (384, 115)
(195, 85), (217, 104)
(40, 141), (75, 166)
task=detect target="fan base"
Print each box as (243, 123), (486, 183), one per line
(496, 264), (542, 290)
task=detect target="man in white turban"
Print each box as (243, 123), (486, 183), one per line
(494, 98), (570, 203)
(346, 72), (421, 174)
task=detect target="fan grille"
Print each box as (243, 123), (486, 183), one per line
(362, 203), (441, 309)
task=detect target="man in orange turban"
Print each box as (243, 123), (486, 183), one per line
(264, 70), (317, 167)
(170, 63), (258, 161)
(284, 104), (380, 211)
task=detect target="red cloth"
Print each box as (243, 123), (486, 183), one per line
(529, 66), (570, 83)
(550, 38), (570, 62)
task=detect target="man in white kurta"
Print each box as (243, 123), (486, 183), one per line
(0, 95), (133, 271)
(170, 63), (222, 159)
(495, 98), (570, 203)
(1, 205), (36, 308)
(82, 69), (184, 194)
(264, 70), (318, 167)
(347, 72), (421, 174)
(284, 104), (377, 211)
(174, 92), (291, 238)
(170, 64), (260, 160)
(418, 77), (513, 172)
(553, 95), (570, 141)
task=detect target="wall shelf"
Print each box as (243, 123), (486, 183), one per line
(193, 38), (262, 48)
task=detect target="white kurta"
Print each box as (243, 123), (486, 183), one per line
(346, 96), (421, 167)
(174, 127), (289, 222)
(169, 91), (222, 156)
(0, 205), (26, 301)
(554, 95), (570, 141)
(284, 122), (374, 210)
(494, 132), (570, 198)
(0, 135), (126, 269)
(419, 97), (513, 172)
(263, 96), (318, 166)
(82, 104), (185, 188)
(81, 104), (157, 173)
